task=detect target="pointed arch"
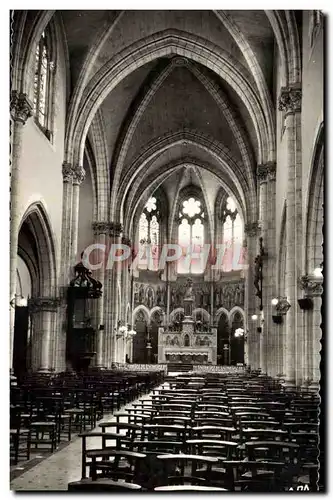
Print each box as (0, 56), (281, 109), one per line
(215, 307), (230, 325)
(132, 305), (150, 325)
(18, 201), (57, 297)
(229, 306), (246, 324)
(305, 122), (324, 273)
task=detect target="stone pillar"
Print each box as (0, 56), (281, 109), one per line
(257, 165), (268, 374)
(121, 235), (132, 323)
(257, 162), (277, 376)
(299, 275), (323, 390)
(54, 163), (74, 373)
(10, 91), (33, 372)
(71, 166), (86, 265)
(92, 222), (109, 369)
(266, 166), (277, 377)
(244, 222), (260, 370)
(278, 85), (302, 386)
(104, 222), (122, 367)
(29, 297), (61, 372)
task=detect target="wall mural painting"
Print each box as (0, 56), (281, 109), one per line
(133, 279), (245, 313)
(133, 282), (167, 310)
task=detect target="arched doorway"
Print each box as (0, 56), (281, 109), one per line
(14, 204), (57, 377)
(13, 255), (32, 379)
(230, 311), (244, 365)
(217, 313), (230, 365)
(133, 310), (148, 363)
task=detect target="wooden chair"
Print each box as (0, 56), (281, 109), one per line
(244, 440), (300, 464)
(68, 478), (142, 491)
(224, 460), (286, 492)
(191, 425), (236, 442)
(241, 428), (288, 442)
(10, 405), (31, 464)
(88, 449), (146, 482)
(79, 431), (133, 479)
(155, 454), (219, 487)
(143, 424), (188, 444)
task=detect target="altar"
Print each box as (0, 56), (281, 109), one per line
(158, 278), (217, 365)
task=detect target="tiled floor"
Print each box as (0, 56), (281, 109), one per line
(10, 392), (155, 491)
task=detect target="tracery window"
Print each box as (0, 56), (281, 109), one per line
(138, 196), (160, 270)
(178, 197), (205, 274)
(222, 197), (243, 271)
(33, 28), (54, 138)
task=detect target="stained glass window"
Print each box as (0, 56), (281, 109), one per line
(222, 197), (244, 271)
(138, 197), (160, 271)
(178, 197), (205, 274)
(33, 29), (53, 134)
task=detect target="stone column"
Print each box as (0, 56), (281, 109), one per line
(244, 222), (260, 370)
(278, 85), (302, 386)
(71, 166), (86, 265)
(104, 222), (122, 367)
(54, 163), (74, 373)
(29, 297), (61, 372)
(257, 162), (277, 376)
(299, 275), (323, 390)
(92, 222), (109, 369)
(10, 91), (33, 372)
(257, 165), (268, 374)
(121, 235), (132, 323)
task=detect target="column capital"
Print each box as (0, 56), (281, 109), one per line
(109, 222), (123, 237)
(62, 162), (75, 182)
(92, 221), (111, 235)
(122, 235), (132, 246)
(29, 296), (62, 313)
(257, 162), (276, 182)
(278, 85), (302, 113)
(244, 221), (260, 237)
(92, 221), (123, 237)
(72, 165), (86, 185)
(299, 275), (323, 297)
(10, 91), (33, 124)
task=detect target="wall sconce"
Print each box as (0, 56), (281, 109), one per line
(272, 296), (291, 315)
(10, 294), (28, 308)
(298, 298), (313, 310)
(251, 314), (258, 321)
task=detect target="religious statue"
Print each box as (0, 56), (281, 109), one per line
(171, 287), (176, 308)
(138, 284), (144, 304)
(133, 283), (139, 303)
(147, 287), (154, 309)
(156, 286), (161, 306)
(184, 278), (194, 298)
(254, 255), (262, 298)
(215, 286), (220, 307)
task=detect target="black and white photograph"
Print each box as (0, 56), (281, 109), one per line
(8, 7), (325, 493)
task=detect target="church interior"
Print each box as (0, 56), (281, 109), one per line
(10, 10), (324, 492)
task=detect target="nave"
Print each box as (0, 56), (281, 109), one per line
(10, 369), (320, 492)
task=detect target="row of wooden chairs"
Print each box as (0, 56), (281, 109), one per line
(69, 371), (319, 491)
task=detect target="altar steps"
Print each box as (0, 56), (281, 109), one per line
(167, 363), (193, 373)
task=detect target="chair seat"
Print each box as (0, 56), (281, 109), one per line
(68, 478), (141, 490)
(31, 422), (56, 427)
(10, 428), (30, 435)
